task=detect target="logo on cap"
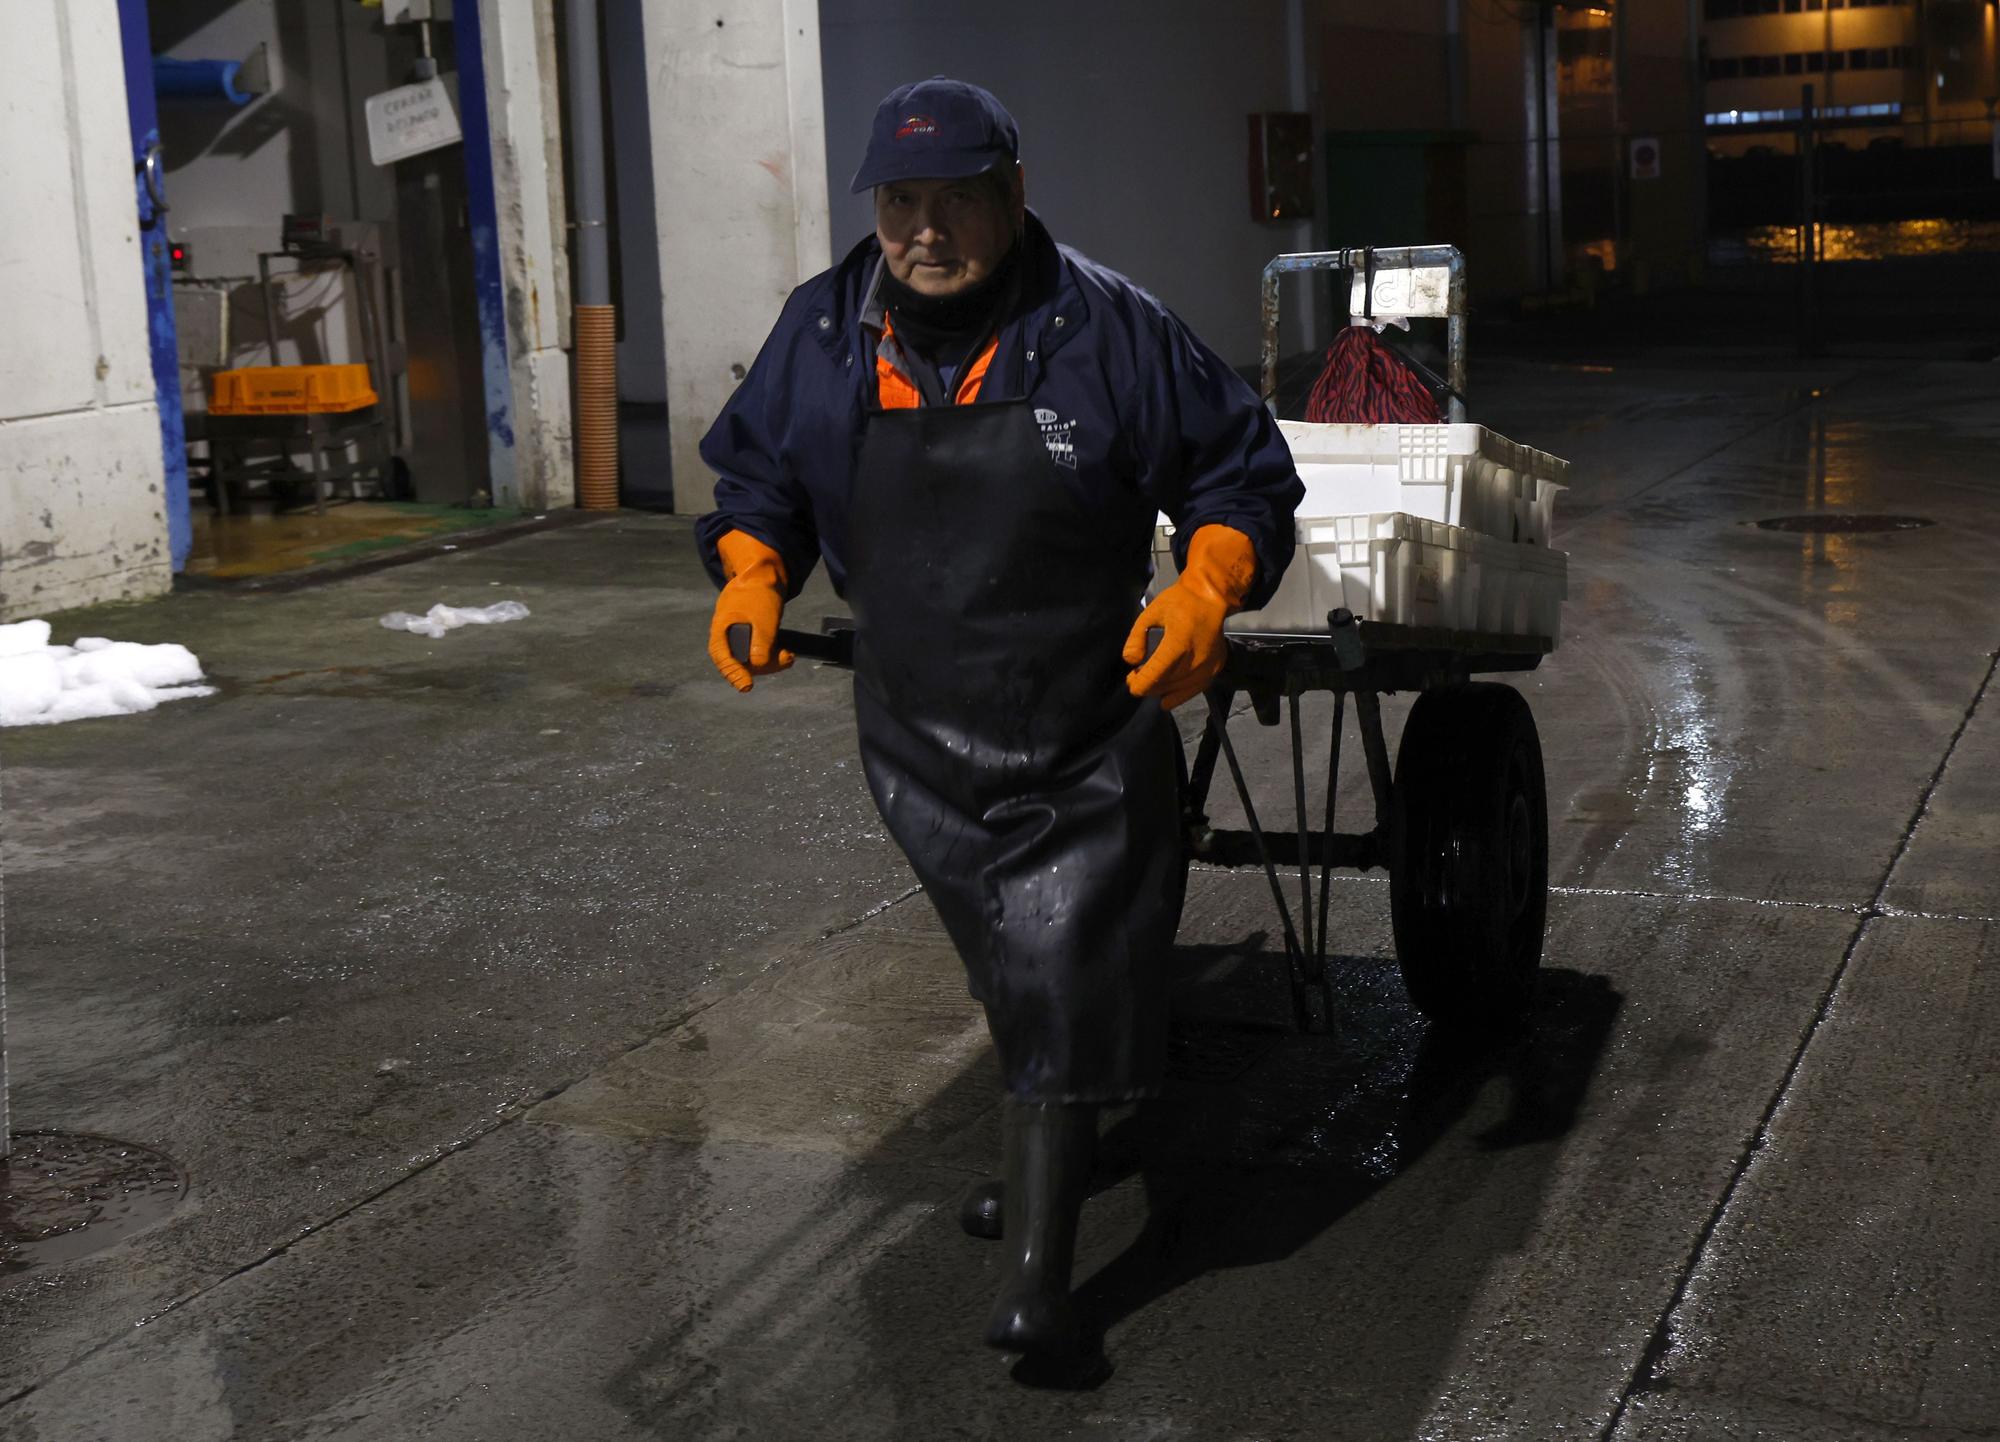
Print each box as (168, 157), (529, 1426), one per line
(895, 114), (939, 139)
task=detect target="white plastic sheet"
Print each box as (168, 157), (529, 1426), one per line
(378, 601), (531, 639)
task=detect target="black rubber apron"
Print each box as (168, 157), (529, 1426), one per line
(844, 394), (1187, 1104)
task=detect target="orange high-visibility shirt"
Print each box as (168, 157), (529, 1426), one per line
(874, 316), (1000, 410)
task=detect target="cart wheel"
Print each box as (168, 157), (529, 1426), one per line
(1389, 683), (1547, 1027)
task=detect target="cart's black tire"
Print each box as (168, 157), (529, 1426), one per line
(1389, 682), (1548, 1027)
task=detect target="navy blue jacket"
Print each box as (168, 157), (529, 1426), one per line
(695, 212), (1302, 609)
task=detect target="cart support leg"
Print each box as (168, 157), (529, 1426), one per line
(1317, 690), (1345, 978)
(1202, 692), (1313, 1032)
(1352, 689), (1397, 831)
(1288, 690), (1321, 981)
(1185, 686), (1229, 821)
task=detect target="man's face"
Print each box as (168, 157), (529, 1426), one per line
(873, 167), (1025, 297)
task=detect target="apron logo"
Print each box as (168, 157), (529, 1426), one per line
(1035, 407), (1078, 470)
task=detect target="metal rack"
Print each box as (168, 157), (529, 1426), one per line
(203, 228), (397, 515)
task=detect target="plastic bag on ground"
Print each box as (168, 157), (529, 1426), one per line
(379, 601), (532, 639)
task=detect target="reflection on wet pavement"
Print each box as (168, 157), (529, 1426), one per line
(3, 356), (1998, 1439)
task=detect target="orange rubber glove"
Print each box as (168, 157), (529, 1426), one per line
(707, 529), (795, 693)
(1123, 524), (1258, 711)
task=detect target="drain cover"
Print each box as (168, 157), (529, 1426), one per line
(1, 1131), (186, 1274)
(1754, 514), (1934, 533)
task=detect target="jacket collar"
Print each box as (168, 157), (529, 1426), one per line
(809, 210), (1088, 376)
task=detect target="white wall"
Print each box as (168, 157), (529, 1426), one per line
(0, 3), (171, 620)
(819, 0), (1299, 366)
(649, 0), (831, 514)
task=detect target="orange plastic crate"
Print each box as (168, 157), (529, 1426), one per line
(209, 363), (378, 416)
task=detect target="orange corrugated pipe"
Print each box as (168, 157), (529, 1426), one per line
(574, 304), (619, 510)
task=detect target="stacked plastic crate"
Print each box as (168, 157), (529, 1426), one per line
(1153, 422), (1569, 643)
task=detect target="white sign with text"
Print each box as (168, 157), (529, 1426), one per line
(365, 77), (462, 167)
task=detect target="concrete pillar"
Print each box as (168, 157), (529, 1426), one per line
(0, 2), (170, 620)
(469, 0), (574, 511)
(1285, 0), (1319, 352)
(1523, 5), (1564, 292)
(646, 0), (831, 515)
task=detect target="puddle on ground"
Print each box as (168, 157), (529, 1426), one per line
(0, 1132), (187, 1274)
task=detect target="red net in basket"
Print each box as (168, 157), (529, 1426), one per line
(1302, 325), (1442, 425)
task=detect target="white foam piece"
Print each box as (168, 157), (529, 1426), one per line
(57, 640), (205, 691)
(0, 623), (215, 728)
(0, 619), (54, 659)
(0, 653), (64, 726)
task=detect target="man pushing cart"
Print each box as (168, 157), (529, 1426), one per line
(697, 76), (1568, 1372)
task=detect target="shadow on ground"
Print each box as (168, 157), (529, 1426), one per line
(840, 925), (1621, 1430)
(1074, 957), (1622, 1371)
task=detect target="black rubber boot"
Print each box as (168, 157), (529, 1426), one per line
(983, 1101), (1096, 1358)
(959, 1178), (1004, 1240)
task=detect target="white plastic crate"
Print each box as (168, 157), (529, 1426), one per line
(1153, 513), (1568, 643)
(1455, 531), (1569, 644)
(1277, 421), (1569, 547)
(1513, 539), (1568, 643)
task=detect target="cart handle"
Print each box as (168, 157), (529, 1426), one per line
(726, 622), (854, 668)
(1260, 245), (1468, 422)
(725, 625), (1168, 673)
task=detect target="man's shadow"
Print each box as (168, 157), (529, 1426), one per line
(600, 926), (1623, 1432)
(1017, 933), (1623, 1388)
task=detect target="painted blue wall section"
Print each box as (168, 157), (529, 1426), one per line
(117, 0), (192, 572)
(453, 2), (516, 483)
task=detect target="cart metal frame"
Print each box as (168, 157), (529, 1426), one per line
(1226, 243), (1555, 1031)
(1261, 244), (1469, 423)
(1186, 610), (1548, 1033)
(742, 606), (1555, 1038)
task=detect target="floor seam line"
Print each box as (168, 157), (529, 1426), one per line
(1871, 647), (2000, 904)
(1549, 885), (1859, 913)
(1191, 869), (1935, 919)
(0, 1114), (507, 1412)
(0, 883), (931, 1415)
(1597, 643), (2000, 1441)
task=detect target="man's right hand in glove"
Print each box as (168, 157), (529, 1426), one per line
(707, 529), (795, 692)
(1123, 523), (1257, 710)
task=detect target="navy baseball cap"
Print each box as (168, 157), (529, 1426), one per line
(849, 77), (1019, 194)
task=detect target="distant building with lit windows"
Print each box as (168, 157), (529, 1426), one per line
(1701, 0), (1999, 156)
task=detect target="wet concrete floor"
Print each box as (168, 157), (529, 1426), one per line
(1, 352), (1996, 1439)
